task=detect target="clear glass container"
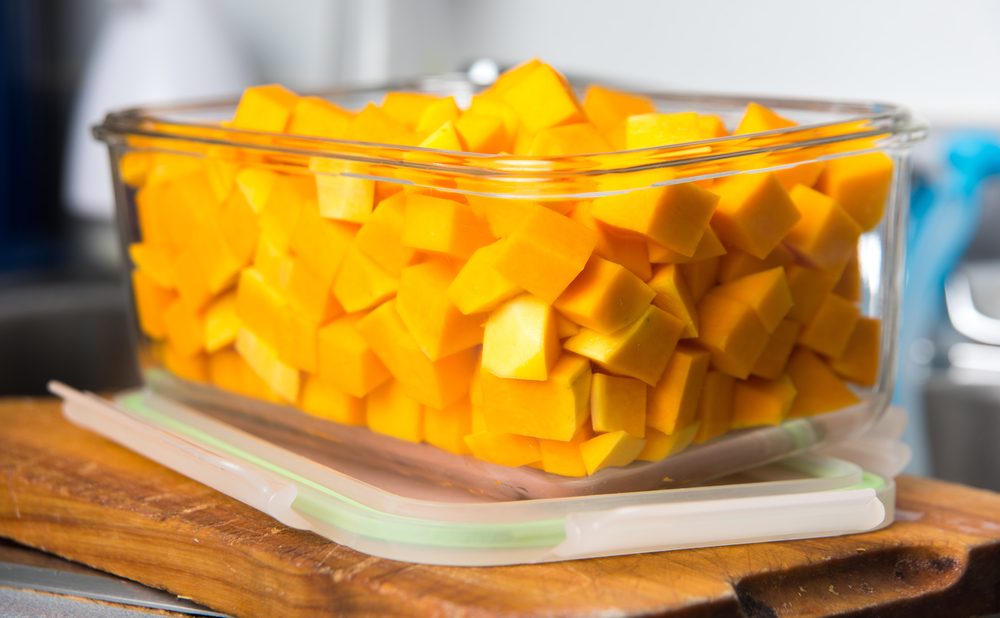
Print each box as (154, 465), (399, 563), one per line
(94, 72), (925, 498)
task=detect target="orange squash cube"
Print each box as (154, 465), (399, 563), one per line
(786, 185), (863, 273)
(316, 314), (391, 398)
(289, 199), (355, 287)
(582, 85), (656, 147)
(163, 343), (208, 384)
(401, 193), (494, 260)
(300, 375), (366, 426)
(539, 428), (592, 477)
(554, 256), (655, 334)
(352, 192), (418, 276)
(464, 432), (541, 467)
(310, 158), (376, 224)
(571, 201), (651, 281)
(287, 95), (352, 138)
(647, 344), (710, 435)
(492, 206), (596, 303)
(580, 430), (645, 475)
(786, 348), (860, 417)
(751, 319), (802, 379)
(446, 240), (522, 315)
(204, 292), (240, 353)
(208, 349), (244, 394)
(347, 103), (414, 145)
(397, 260), (485, 360)
(232, 84), (297, 132)
(527, 122), (611, 156)
(129, 243), (176, 290)
(285, 256), (341, 325)
(713, 267), (793, 333)
(591, 183), (718, 257)
(734, 102), (795, 135)
(798, 294), (861, 358)
(482, 294), (559, 381)
(833, 249), (862, 302)
(625, 112), (703, 150)
(832, 317), (881, 388)
(564, 305), (682, 386)
(415, 119), (464, 152)
(785, 264), (839, 323)
(815, 153), (895, 231)
(423, 398), (473, 455)
(731, 375), (797, 429)
(648, 264), (699, 338)
(235, 328), (300, 403)
(235, 268), (286, 348)
(693, 371), (735, 444)
(414, 96), (461, 135)
(332, 247), (399, 313)
(697, 291), (770, 379)
(132, 270), (175, 340)
(498, 62), (583, 133)
(590, 373), (646, 437)
(717, 244), (794, 283)
(712, 173), (801, 258)
(217, 190), (261, 269)
(679, 257), (721, 304)
(638, 423), (699, 462)
(648, 226), (726, 264)
(381, 92), (441, 129)
(478, 353), (592, 441)
(455, 112), (508, 153)
(163, 298), (204, 357)
(275, 310), (319, 373)
(356, 301), (476, 408)
(366, 381), (423, 443)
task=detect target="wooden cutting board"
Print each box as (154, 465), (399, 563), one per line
(1, 398), (999, 617)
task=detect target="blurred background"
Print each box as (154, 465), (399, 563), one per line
(3, 0), (1000, 488)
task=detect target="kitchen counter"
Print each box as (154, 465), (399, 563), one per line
(1, 397), (999, 617)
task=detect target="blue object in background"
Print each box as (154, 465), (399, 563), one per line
(896, 132), (1000, 474)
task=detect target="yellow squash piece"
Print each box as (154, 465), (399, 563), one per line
(482, 294), (559, 380)
(354, 192), (420, 275)
(625, 112), (702, 150)
(235, 268), (287, 348)
(286, 255), (341, 325)
(347, 103), (414, 145)
(733, 101), (795, 135)
(162, 299), (204, 357)
(647, 344), (710, 435)
(693, 371), (735, 444)
(527, 123), (611, 156)
(564, 305), (683, 386)
(204, 292), (240, 353)
(356, 301), (476, 408)
(571, 201), (652, 281)
(712, 173), (801, 258)
(232, 84), (297, 132)
(832, 317), (881, 388)
(815, 153), (895, 231)
(713, 267), (793, 333)
(751, 319), (802, 380)
(590, 373), (646, 437)
(478, 354), (592, 441)
(162, 343), (208, 384)
(538, 434), (589, 477)
(366, 380), (423, 443)
(498, 62), (583, 133)
(638, 423), (700, 462)
(401, 193), (494, 259)
(381, 92), (441, 129)
(647, 264), (699, 338)
(697, 291), (770, 379)
(289, 199), (355, 287)
(332, 247), (399, 313)
(414, 97), (461, 135)
(717, 245), (794, 283)
(784, 264), (840, 324)
(731, 375), (797, 429)
(492, 205), (596, 303)
(310, 158), (376, 224)
(287, 96), (352, 138)
(129, 243), (176, 289)
(582, 85), (656, 148)
(580, 430), (645, 475)
(132, 270), (175, 340)
(397, 259), (485, 360)
(786, 185), (863, 273)
(300, 375), (366, 426)
(415, 120), (464, 152)
(208, 349), (244, 394)
(679, 258), (721, 304)
(455, 112), (508, 153)
(464, 432), (541, 467)
(786, 348), (860, 417)
(798, 294), (861, 358)
(235, 328), (300, 403)
(554, 256), (655, 334)
(833, 249), (862, 302)
(217, 190), (261, 269)
(316, 314), (391, 397)
(590, 183), (718, 257)
(275, 309), (319, 373)
(446, 240), (522, 315)
(648, 226), (726, 264)
(423, 398), (473, 455)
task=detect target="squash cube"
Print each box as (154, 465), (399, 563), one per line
(571, 201), (651, 281)
(258, 175), (312, 254)
(731, 375), (797, 429)
(590, 373), (646, 437)
(582, 85), (656, 147)
(310, 158), (376, 224)
(647, 344), (710, 435)
(693, 371), (735, 444)
(785, 264), (839, 323)
(381, 92), (441, 129)
(679, 257), (721, 304)
(446, 240), (521, 315)
(834, 249), (862, 302)
(232, 84), (297, 132)
(366, 381), (423, 443)
(527, 123), (611, 156)
(289, 198), (356, 287)
(356, 301), (476, 408)
(204, 292), (240, 353)
(163, 299), (204, 357)
(751, 319), (802, 379)
(235, 268), (286, 348)
(288, 95), (352, 138)
(718, 244), (794, 283)
(712, 173), (801, 258)
(564, 305), (682, 386)
(332, 246), (399, 313)
(464, 432), (541, 467)
(235, 328), (299, 403)
(218, 190), (261, 268)
(397, 259), (485, 360)
(786, 348), (860, 417)
(129, 243), (176, 290)
(300, 375), (365, 426)
(786, 185), (863, 273)
(815, 153), (895, 231)
(455, 112), (508, 153)
(316, 313), (391, 398)
(798, 294), (861, 358)
(479, 353), (592, 441)
(625, 112), (703, 150)
(208, 349), (244, 394)
(236, 167), (277, 214)
(401, 193), (494, 259)
(171, 243), (213, 310)
(591, 183), (718, 256)
(423, 398), (473, 455)
(539, 432), (590, 477)
(580, 430), (645, 475)
(734, 102), (795, 135)
(285, 255), (341, 325)
(648, 226), (726, 264)
(554, 256), (655, 334)
(162, 343), (208, 384)
(275, 310), (318, 373)
(697, 291), (770, 379)
(713, 267), (792, 333)
(492, 206), (596, 303)
(638, 423), (699, 462)
(832, 317), (881, 388)
(482, 294), (559, 380)
(132, 270), (175, 340)
(498, 62), (583, 133)
(354, 192), (419, 275)
(648, 264), (699, 338)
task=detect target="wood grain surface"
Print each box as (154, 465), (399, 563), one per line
(1, 398), (999, 617)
